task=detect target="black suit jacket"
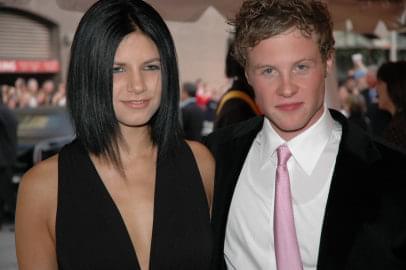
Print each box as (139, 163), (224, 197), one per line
(204, 109), (406, 270)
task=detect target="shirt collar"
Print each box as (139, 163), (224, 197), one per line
(257, 106), (335, 175)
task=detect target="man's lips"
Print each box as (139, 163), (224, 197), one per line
(275, 102), (303, 111)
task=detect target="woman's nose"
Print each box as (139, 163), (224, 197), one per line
(129, 70), (145, 93)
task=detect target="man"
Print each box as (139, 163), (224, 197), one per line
(180, 81), (205, 141)
(349, 53), (367, 82)
(204, 1), (406, 269)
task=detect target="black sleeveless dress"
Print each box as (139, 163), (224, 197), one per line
(56, 139), (212, 269)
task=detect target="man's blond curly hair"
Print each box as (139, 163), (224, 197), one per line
(230, 0), (335, 66)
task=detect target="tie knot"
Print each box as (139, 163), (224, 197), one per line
(277, 144), (291, 166)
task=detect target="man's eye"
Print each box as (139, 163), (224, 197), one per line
(262, 67), (273, 75)
(296, 64), (309, 71)
(112, 66), (125, 73)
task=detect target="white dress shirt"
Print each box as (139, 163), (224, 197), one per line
(224, 107), (342, 270)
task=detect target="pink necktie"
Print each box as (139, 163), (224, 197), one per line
(274, 144), (303, 270)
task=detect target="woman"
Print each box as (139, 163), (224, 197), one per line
(15, 1), (214, 269)
(376, 61), (406, 151)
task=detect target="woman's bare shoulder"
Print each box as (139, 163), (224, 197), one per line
(186, 140), (215, 175)
(185, 140), (215, 208)
(15, 154), (59, 270)
(20, 154), (58, 193)
(17, 154), (59, 212)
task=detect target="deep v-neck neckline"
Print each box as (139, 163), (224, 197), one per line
(85, 151), (160, 270)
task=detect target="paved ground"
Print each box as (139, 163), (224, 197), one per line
(0, 223), (18, 270)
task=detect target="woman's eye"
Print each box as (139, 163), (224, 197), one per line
(112, 66), (125, 74)
(144, 64), (161, 71)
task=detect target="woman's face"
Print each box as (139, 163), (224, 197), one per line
(112, 31), (162, 130)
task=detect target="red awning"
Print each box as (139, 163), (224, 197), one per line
(0, 59), (60, 73)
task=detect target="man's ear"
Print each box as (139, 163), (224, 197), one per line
(325, 52), (334, 78)
(245, 68), (251, 85)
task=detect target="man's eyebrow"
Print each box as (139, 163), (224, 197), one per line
(252, 64), (272, 69)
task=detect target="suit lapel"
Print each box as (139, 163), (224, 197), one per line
(212, 125), (261, 225)
(208, 117), (263, 268)
(317, 110), (381, 270)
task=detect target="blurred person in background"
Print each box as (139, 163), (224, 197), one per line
(337, 79), (372, 132)
(349, 53), (367, 83)
(360, 65), (379, 110)
(195, 79), (211, 109)
(201, 85), (219, 136)
(33, 80), (55, 107)
(1, 84), (9, 104)
(14, 77), (26, 102)
(35, 88), (48, 107)
(5, 87), (18, 109)
(360, 65), (392, 138)
(51, 82), (67, 107)
(0, 90), (17, 229)
(40, 80), (56, 105)
(346, 93), (371, 132)
(337, 80), (350, 117)
(344, 74), (358, 94)
(214, 39), (261, 130)
(180, 81), (205, 141)
(15, 0), (214, 269)
(376, 61), (406, 151)
(25, 78), (39, 108)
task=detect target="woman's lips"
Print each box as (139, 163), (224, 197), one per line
(122, 99), (149, 109)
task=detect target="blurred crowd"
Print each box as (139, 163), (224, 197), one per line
(337, 53), (406, 151)
(179, 39), (262, 142)
(180, 78), (221, 141)
(1, 78), (66, 109)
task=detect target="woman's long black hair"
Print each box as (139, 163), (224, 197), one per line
(67, 0), (182, 168)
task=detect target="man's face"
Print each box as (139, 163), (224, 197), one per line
(245, 28), (333, 140)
